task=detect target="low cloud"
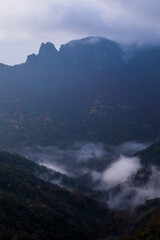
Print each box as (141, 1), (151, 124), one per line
(39, 162), (67, 175)
(13, 141), (160, 210)
(74, 143), (106, 162)
(107, 167), (160, 210)
(102, 156), (141, 187)
(109, 141), (151, 156)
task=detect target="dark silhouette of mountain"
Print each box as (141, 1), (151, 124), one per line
(0, 37), (160, 148)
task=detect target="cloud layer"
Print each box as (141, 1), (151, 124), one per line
(0, 0), (160, 64)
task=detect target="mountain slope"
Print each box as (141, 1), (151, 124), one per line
(0, 152), (126, 240)
(135, 141), (160, 167)
(0, 37), (160, 148)
(1, 151), (160, 239)
(120, 198), (160, 240)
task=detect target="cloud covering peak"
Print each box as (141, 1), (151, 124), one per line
(0, 0), (160, 64)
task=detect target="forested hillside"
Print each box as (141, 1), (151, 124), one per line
(0, 37), (160, 148)
(0, 152), (127, 240)
(1, 151), (160, 239)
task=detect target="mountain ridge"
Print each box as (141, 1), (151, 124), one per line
(1, 36), (160, 67)
(0, 36), (159, 148)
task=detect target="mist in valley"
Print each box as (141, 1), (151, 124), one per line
(11, 140), (160, 210)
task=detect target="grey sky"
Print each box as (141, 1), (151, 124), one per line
(0, 0), (160, 65)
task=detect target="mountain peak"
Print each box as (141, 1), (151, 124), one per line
(38, 42), (58, 57)
(26, 42), (58, 64)
(59, 36), (121, 55)
(66, 36), (106, 46)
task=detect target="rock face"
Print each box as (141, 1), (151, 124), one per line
(38, 42), (58, 57)
(27, 42), (58, 64)
(0, 36), (160, 148)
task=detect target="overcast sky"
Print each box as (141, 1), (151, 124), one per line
(0, 0), (160, 65)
